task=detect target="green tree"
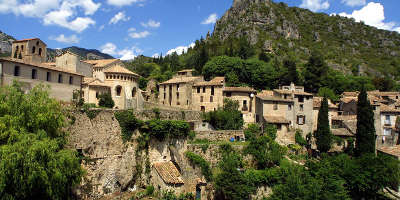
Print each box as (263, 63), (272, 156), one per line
(0, 82), (83, 199)
(355, 87), (376, 157)
(238, 36), (254, 60)
(281, 59), (299, 85)
(315, 97), (332, 153)
(244, 135), (286, 169)
(303, 51), (329, 93)
(203, 99), (244, 130)
(138, 77), (148, 90)
(98, 93), (115, 108)
(318, 87), (339, 102)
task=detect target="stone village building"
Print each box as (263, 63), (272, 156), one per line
(0, 38), (144, 109)
(255, 83), (314, 140)
(0, 38), (83, 101)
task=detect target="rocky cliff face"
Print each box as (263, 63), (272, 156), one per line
(212, 0), (400, 76)
(66, 110), (209, 199)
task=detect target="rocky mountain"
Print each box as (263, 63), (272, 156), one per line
(212, 0), (400, 77)
(47, 46), (114, 62)
(0, 30), (113, 61)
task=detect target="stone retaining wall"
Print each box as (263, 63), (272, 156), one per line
(195, 130), (245, 142)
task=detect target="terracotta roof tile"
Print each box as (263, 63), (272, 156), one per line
(153, 161), (184, 185)
(380, 104), (400, 113)
(331, 128), (354, 136)
(83, 59), (120, 68)
(0, 58), (83, 76)
(263, 116), (290, 124)
(378, 145), (400, 158)
(103, 65), (139, 76)
(257, 95), (293, 102)
(224, 87), (256, 93)
(13, 38), (42, 43)
(274, 89), (313, 96)
(332, 115), (357, 121)
(313, 97), (338, 109)
(83, 78), (110, 87)
(160, 76), (203, 85)
(194, 77), (225, 86)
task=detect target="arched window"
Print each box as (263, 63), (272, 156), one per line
(38, 48), (42, 56)
(32, 46), (36, 54)
(132, 87), (137, 97)
(116, 85), (122, 97)
(36, 41), (39, 45)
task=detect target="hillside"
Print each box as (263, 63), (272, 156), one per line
(0, 30), (113, 61)
(211, 0), (400, 78)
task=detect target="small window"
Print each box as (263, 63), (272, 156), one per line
(116, 86), (122, 96)
(273, 102), (278, 110)
(69, 76), (73, 85)
(384, 128), (392, 136)
(164, 93), (166, 99)
(201, 106), (205, 112)
(132, 87), (137, 97)
(36, 41), (39, 45)
(46, 72), (51, 81)
(277, 124), (282, 130)
(288, 105), (292, 110)
(58, 74), (63, 83)
(203, 87), (206, 93)
(21, 45), (24, 51)
(38, 48), (42, 56)
(177, 84), (180, 91)
(284, 94), (288, 99)
(298, 96), (304, 103)
(197, 87), (200, 93)
(176, 92), (179, 100)
(211, 86), (215, 95)
(210, 96), (213, 102)
(31, 69), (37, 79)
(164, 86), (166, 92)
(32, 46), (36, 54)
(226, 92), (232, 97)
(200, 96), (204, 102)
(14, 66), (20, 76)
(297, 115), (305, 125)
(96, 92), (99, 99)
(300, 104), (304, 111)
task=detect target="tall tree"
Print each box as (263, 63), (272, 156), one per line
(303, 51), (329, 93)
(281, 59), (299, 85)
(355, 87), (376, 157)
(315, 97), (332, 153)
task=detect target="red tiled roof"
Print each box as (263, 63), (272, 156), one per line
(224, 87), (256, 93)
(83, 59), (120, 68)
(13, 38), (41, 43)
(331, 128), (354, 137)
(103, 65), (139, 76)
(153, 161), (184, 185)
(263, 116), (290, 124)
(0, 58), (83, 76)
(160, 76), (203, 85)
(378, 146), (400, 158)
(194, 77), (225, 86)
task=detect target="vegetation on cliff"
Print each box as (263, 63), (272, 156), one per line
(203, 98), (244, 130)
(0, 82), (83, 199)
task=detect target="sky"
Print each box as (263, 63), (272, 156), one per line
(0, 0), (399, 60)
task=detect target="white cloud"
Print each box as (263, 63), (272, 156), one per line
(128, 30), (150, 39)
(341, 0), (366, 7)
(300, 0), (329, 12)
(99, 24), (105, 31)
(167, 43), (195, 55)
(140, 19), (160, 28)
(49, 34), (80, 43)
(201, 13), (218, 25)
(106, 0), (144, 7)
(128, 27), (136, 32)
(109, 11), (130, 24)
(338, 2), (400, 32)
(0, 0), (100, 32)
(152, 53), (160, 58)
(100, 42), (143, 60)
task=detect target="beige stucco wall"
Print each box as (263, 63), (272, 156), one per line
(1, 60), (82, 102)
(192, 85), (224, 111)
(224, 91), (256, 124)
(312, 108), (339, 132)
(12, 39), (47, 64)
(159, 82), (194, 110)
(104, 73), (140, 109)
(56, 53), (93, 77)
(82, 86), (111, 106)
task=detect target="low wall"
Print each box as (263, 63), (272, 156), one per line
(195, 130), (245, 142)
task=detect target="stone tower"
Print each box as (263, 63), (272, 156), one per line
(11, 38), (47, 64)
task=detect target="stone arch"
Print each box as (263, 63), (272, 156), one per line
(38, 48), (42, 56)
(32, 46), (36, 54)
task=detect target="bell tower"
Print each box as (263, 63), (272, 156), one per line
(11, 38), (47, 64)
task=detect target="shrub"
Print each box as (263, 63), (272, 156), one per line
(82, 103), (100, 120)
(98, 93), (115, 108)
(244, 123), (260, 141)
(185, 151), (212, 181)
(152, 107), (161, 119)
(295, 130), (307, 147)
(145, 185), (155, 196)
(203, 98), (243, 130)
(142, 119), (190, 141)
(264, 124), (277, 140)
(115, 110), (143, 142)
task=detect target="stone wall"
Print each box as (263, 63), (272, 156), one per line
(195, 130), (245, 142)
(133, 107), (202, 121)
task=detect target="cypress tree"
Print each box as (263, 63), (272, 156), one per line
(315, 97), (332, 153)
(355, 87), (376, 156)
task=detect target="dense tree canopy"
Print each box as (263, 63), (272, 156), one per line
(355, 87), (376, 157)
(0, 82), (83, 200)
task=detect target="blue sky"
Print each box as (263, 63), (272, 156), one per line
(0, 0), (399, 60)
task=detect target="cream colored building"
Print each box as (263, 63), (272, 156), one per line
(82, 63), (142, 110)
(256, 83), (314, 138)
(312, 97), (339, 132)
(159, 69), (203, 109)
(0, 38), (83, 102)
